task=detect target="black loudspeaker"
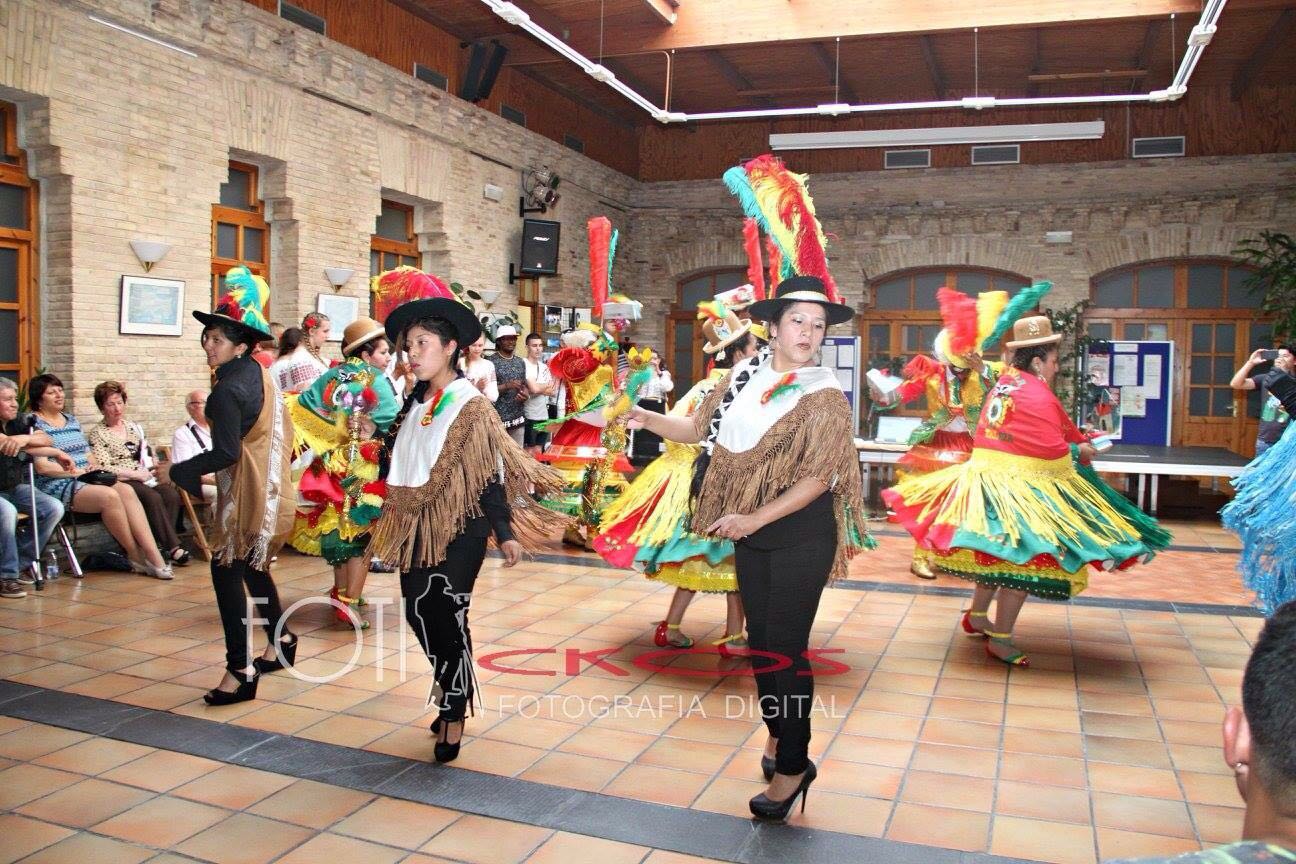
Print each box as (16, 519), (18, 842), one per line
(519, 219), (561, 276)
(460, 40), (508, 102)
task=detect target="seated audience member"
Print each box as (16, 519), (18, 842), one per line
(27, 373), (173, 579)
(88, 381), (189, 567)
(0, 376), (70, 597)
(1109, 600), (1296, 862)
(171, 390), (217, 504)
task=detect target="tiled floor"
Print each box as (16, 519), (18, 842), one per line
(0, 519), (1258, 864)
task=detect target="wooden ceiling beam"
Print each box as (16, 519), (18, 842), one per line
(643, 0), (679, 25)
(497, 0), (1212, 67)
(705, 50), (773, 107)
(1129, 18), (1160, 93)
(809, 42), (858, 104)
(1231, 8), (1296, 100)
(919, 35), (944, 100)
(513, 66), (641, 129)
(1028, 69), (1147, 82)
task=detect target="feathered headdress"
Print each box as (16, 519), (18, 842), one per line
(937, 287), (980, 359)
(742, 218), (766, 300)
(980, 282), (1053, 352)
(370, 266), (456, 324)
(195, 265), (273, 341)
(588, 216), (618, 318)
(896, 355), (944, 403)
(723, 155), (841, 304)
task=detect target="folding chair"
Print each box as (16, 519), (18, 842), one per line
(156, 445), (212, 562)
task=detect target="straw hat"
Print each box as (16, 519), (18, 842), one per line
(1004, 315), (1062, 349)
(341, 317), (387, 357)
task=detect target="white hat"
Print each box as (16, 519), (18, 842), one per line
(494, 325), (519, 339)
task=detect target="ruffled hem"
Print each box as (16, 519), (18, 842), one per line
(932, 548), (1088, 600)
(647, 558), (738, 593)
(1222, 423), (1296, 613)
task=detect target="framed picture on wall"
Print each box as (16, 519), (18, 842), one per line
(120, 275), (185, 336)
(316, 294), (359, 341)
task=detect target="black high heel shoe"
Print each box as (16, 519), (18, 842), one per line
(749, 761), (817, 822)
(253, 633), (298, 674)
(761, 755), (777, 782)
(203, 667), (259, 706)
(434, 718), (464, 763)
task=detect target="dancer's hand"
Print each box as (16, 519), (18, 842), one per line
(707, 513), (760, 541)
(500, 539), (523, 567)
(626, 406), (653, 431)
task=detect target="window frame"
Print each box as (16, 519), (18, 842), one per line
(0, 100), (39, 383)
(211, 160), (270, 303)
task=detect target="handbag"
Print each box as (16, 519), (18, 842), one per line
(78, 469), (118, 486)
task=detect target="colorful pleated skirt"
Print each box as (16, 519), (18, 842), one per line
(1222, 423), (1296, 614)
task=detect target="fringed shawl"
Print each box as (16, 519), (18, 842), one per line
(367, 393), (566, 570)
(211, 368), (295, 569)
(690, 380), (872, 582)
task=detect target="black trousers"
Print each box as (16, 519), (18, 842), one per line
(401, 532), (487, 721)
(211, 556), (287, 671)
(735, 492), (836, 776)
(633, 398), (666, 461)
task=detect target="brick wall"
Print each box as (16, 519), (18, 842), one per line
(1, 0), (1294, 441)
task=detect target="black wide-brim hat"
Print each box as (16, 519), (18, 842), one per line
(192, 310), (274, 344)
(384, 298), (482, 350)
(748, 275), (854, 326)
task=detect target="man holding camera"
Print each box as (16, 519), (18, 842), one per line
(0, 377), (75, 597)
(1231, 346), (1296, 456)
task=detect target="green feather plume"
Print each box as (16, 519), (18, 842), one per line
(607, 228), (619, 294)
(980, 281), (1053, 352)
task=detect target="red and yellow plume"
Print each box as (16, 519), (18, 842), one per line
(975, 291), (1009, 349)
(588, 216), (611, 317)
(371, 266), (454, 324)
(765, 236), (782, 292)
(937, 287), (980, 358)
(742, 218), (766, 300)
(896, 355), (943, 403)
(741, 155), (841, 304)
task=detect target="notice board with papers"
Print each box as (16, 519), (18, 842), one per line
(1082, 341), (1173, 446)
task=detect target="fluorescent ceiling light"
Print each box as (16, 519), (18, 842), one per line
(770, 121), (1105, 151)
(480, 0), (1226, 125)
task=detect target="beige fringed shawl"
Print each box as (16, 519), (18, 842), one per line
(367, 388), (567, 571)
(211, 369), (295, 569)
(690, 371), (870, 582)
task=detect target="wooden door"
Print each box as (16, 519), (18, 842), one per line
(665, 310), (706, 401)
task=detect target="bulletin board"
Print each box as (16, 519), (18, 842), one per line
(1083, 341), (1174, 446)
(821, 336), (862, 433)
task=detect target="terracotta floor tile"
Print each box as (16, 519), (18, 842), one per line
(1084, 735), (1174, 769)
(899, 769), (994, 812)
(0, 724), (90, 761)
(995, 780), (1093, 825)
(230, 702), (334, 735)
(887, 803), (991, 853)
(908, 742), (1000, 779)
(0, 763), (83, 809)
(636, 736), (736, 775)
(17, 777), (155, 828)
(450, 739), (548, 777)
(297, 714), (403, 748)
(518, 751), (627, 793)
(275, 832), (408, 864)
(991, 815), (1097, 864)
(0, 812), (76, 863)
(172, 764), (297, 809)
(1086, 762), (1185, 800)
(602, 763), (711, 807)
(522, 831), (649, 864)
(852, 690), (932, 715)
(1093, 792), (1197, 839)
(175, 812), (315, 864)
(840, 709), (924, 740)
(999, 752), (1088, 789)
(93, 794), (230, 847)
(32, 736), (153, 776)
(663, 715), (759, 746)
(481, 715), (583, 751)
(420, 814), (552, 863)
(1179, 770), (1246, 807)
(1169, 743), (1234, 776)
(1004, 704), (1083, 734)
(641, 852), (734, 864)
(920, 718), (1002, 749)
(99, 749), (218, 793)
(1161, 719), (1224, 747)
(691, 776), (767, 816)
(1077, 691), (1155, 717)
(1095, 828), (1201, 861)
(332, 797), (460, 849)
(558, 726), (656, 762)
(247, 778), (373, 828)
(798, 789), (892, 837)
(13, 831), (155, 864)
(808, 758), (902, 799)
(825, 733), (915, 768)
(929, 696), (1006, 725)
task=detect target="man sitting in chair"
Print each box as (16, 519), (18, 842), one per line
(170, 390), (216, 505)
(0, 376), (73, 597)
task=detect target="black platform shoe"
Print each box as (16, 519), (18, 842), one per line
(253, 633), (298, 674)
(434, 718), (464, 763)
(761, 755), (777, 782)
(749, 761), (817, 822)
(203, 667), (259, 706)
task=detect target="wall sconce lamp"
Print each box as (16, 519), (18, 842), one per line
(476, 288), (502, 307)
(324, 267), (356, 291)
(129, 240), (172, 273)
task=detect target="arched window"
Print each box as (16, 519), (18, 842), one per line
(1086, 259), (1271, 452)
(865, 268), (1029, 413)
(211, 161), (269, 301)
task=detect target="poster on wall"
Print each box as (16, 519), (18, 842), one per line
(1084, 386), (1123, 438)
(544, 305), (564, 333)
(574, 308), (592, 328)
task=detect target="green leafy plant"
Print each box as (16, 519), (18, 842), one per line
(1234, 231), (1296, 340)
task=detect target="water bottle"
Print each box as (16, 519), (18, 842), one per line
(44, 550), (59, 582)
